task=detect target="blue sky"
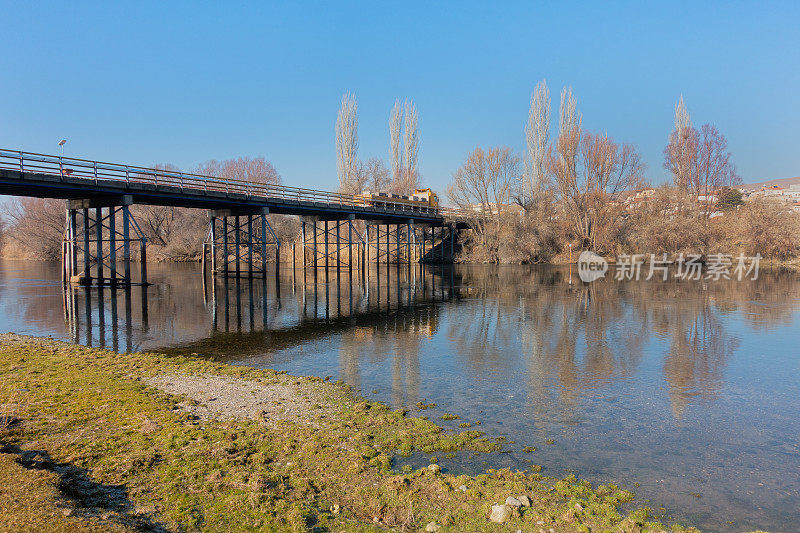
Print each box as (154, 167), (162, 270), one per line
(1, 1), (798, 194)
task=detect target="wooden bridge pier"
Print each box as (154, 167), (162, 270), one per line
(62, 194), (148, 286)
(203, 207), (280, 278)
(299, 216), (366, 271)
(367, 222), (415, 265)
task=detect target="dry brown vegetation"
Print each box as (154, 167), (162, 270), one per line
(1, 197), (66, 260)
(734, 197), (800, 259)
(447, 86), (797, 264)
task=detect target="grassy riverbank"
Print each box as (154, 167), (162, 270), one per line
(0, 335), (698, 532)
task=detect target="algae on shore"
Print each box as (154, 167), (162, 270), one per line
(0, 334), (698, 532)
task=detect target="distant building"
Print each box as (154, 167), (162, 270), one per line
(762, 185), (785, 197)
(744, 183), (800, 208)
(696, 192), (718, 204)
(621, 188), (655, 210)
(467, 202), (523, 216)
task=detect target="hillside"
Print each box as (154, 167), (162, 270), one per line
(741, 175), (800, 191)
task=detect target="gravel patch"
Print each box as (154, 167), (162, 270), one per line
(146, 373), (332, 426)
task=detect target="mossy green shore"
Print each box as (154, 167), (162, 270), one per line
(0, 335), (703, 532)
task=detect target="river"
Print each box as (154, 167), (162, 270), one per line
(0, 259), (798, 532)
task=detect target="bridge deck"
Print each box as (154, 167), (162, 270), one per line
(0, 149), (470, 226)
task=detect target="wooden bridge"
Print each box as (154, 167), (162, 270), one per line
(0, 149), (471, 285)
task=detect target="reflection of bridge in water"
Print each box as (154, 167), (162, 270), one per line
(63, 265), (458, 355)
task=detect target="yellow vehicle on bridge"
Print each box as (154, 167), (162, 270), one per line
(354, 188), (439, 211)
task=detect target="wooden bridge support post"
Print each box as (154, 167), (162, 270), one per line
(222, 217), (229, 277)
(69, 210), (78, 279)
(209, 216), (217, 275)
(360, 223), (366, 271)
(424, 227), (429, 264)
(348, 215), (355, 270)
(140, 238), (148, 286)
(407, 220), (413, 265)
(247, 215), (254, 279)
(386, 224), (390, 266)
(109, 207), (117, 284)
(336, 220), (341, 270)
(61, 215), (69, 284)
(378, 224), (382, 267)
(398, 224), (403, 264)
(234, 216), (241, 278)
(367, 225), (371, 266)
(324, 220), (329, 270)
(376, 224), (381, 265)
(312, 219), (318, 270)
(95, 207), (104, 283)
(301, 220), (307, 269)
(122, 205), (132, 283)
(261, 215), (268, 276)
(449, 225), (455, 262)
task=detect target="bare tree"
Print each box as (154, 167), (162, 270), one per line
(195, 157), (281, 185)
(389, 169), (422, 195)
(546, 86), (645, 251)
(338, 157), (391, 195)
(389, 100), (402, 182)
(693, 123), (740, 198)
(665, 123), (739, 214)
(557, 86), (582, 178)
(549, 132), (645, 252)
(384, 98), (422, 195)
(675, 94), (692, 133)
(336, 92), (359, 193)
(1, 197), (65, 259)
(360, 157), (391, 192)
(448, 147), (520, 262)
(147, 156), (283, 260)
(664, 95), (695, 191)
(522, 79), (550, 206)
(403, 99), (420, 179)
(133, 163), (181, 246)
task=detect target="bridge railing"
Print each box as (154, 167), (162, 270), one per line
(0, 148), (473, 221)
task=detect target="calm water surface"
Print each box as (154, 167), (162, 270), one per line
(1, 259), (798, 532)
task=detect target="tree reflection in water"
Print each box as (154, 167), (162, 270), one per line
(2, 260), (800, 529)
